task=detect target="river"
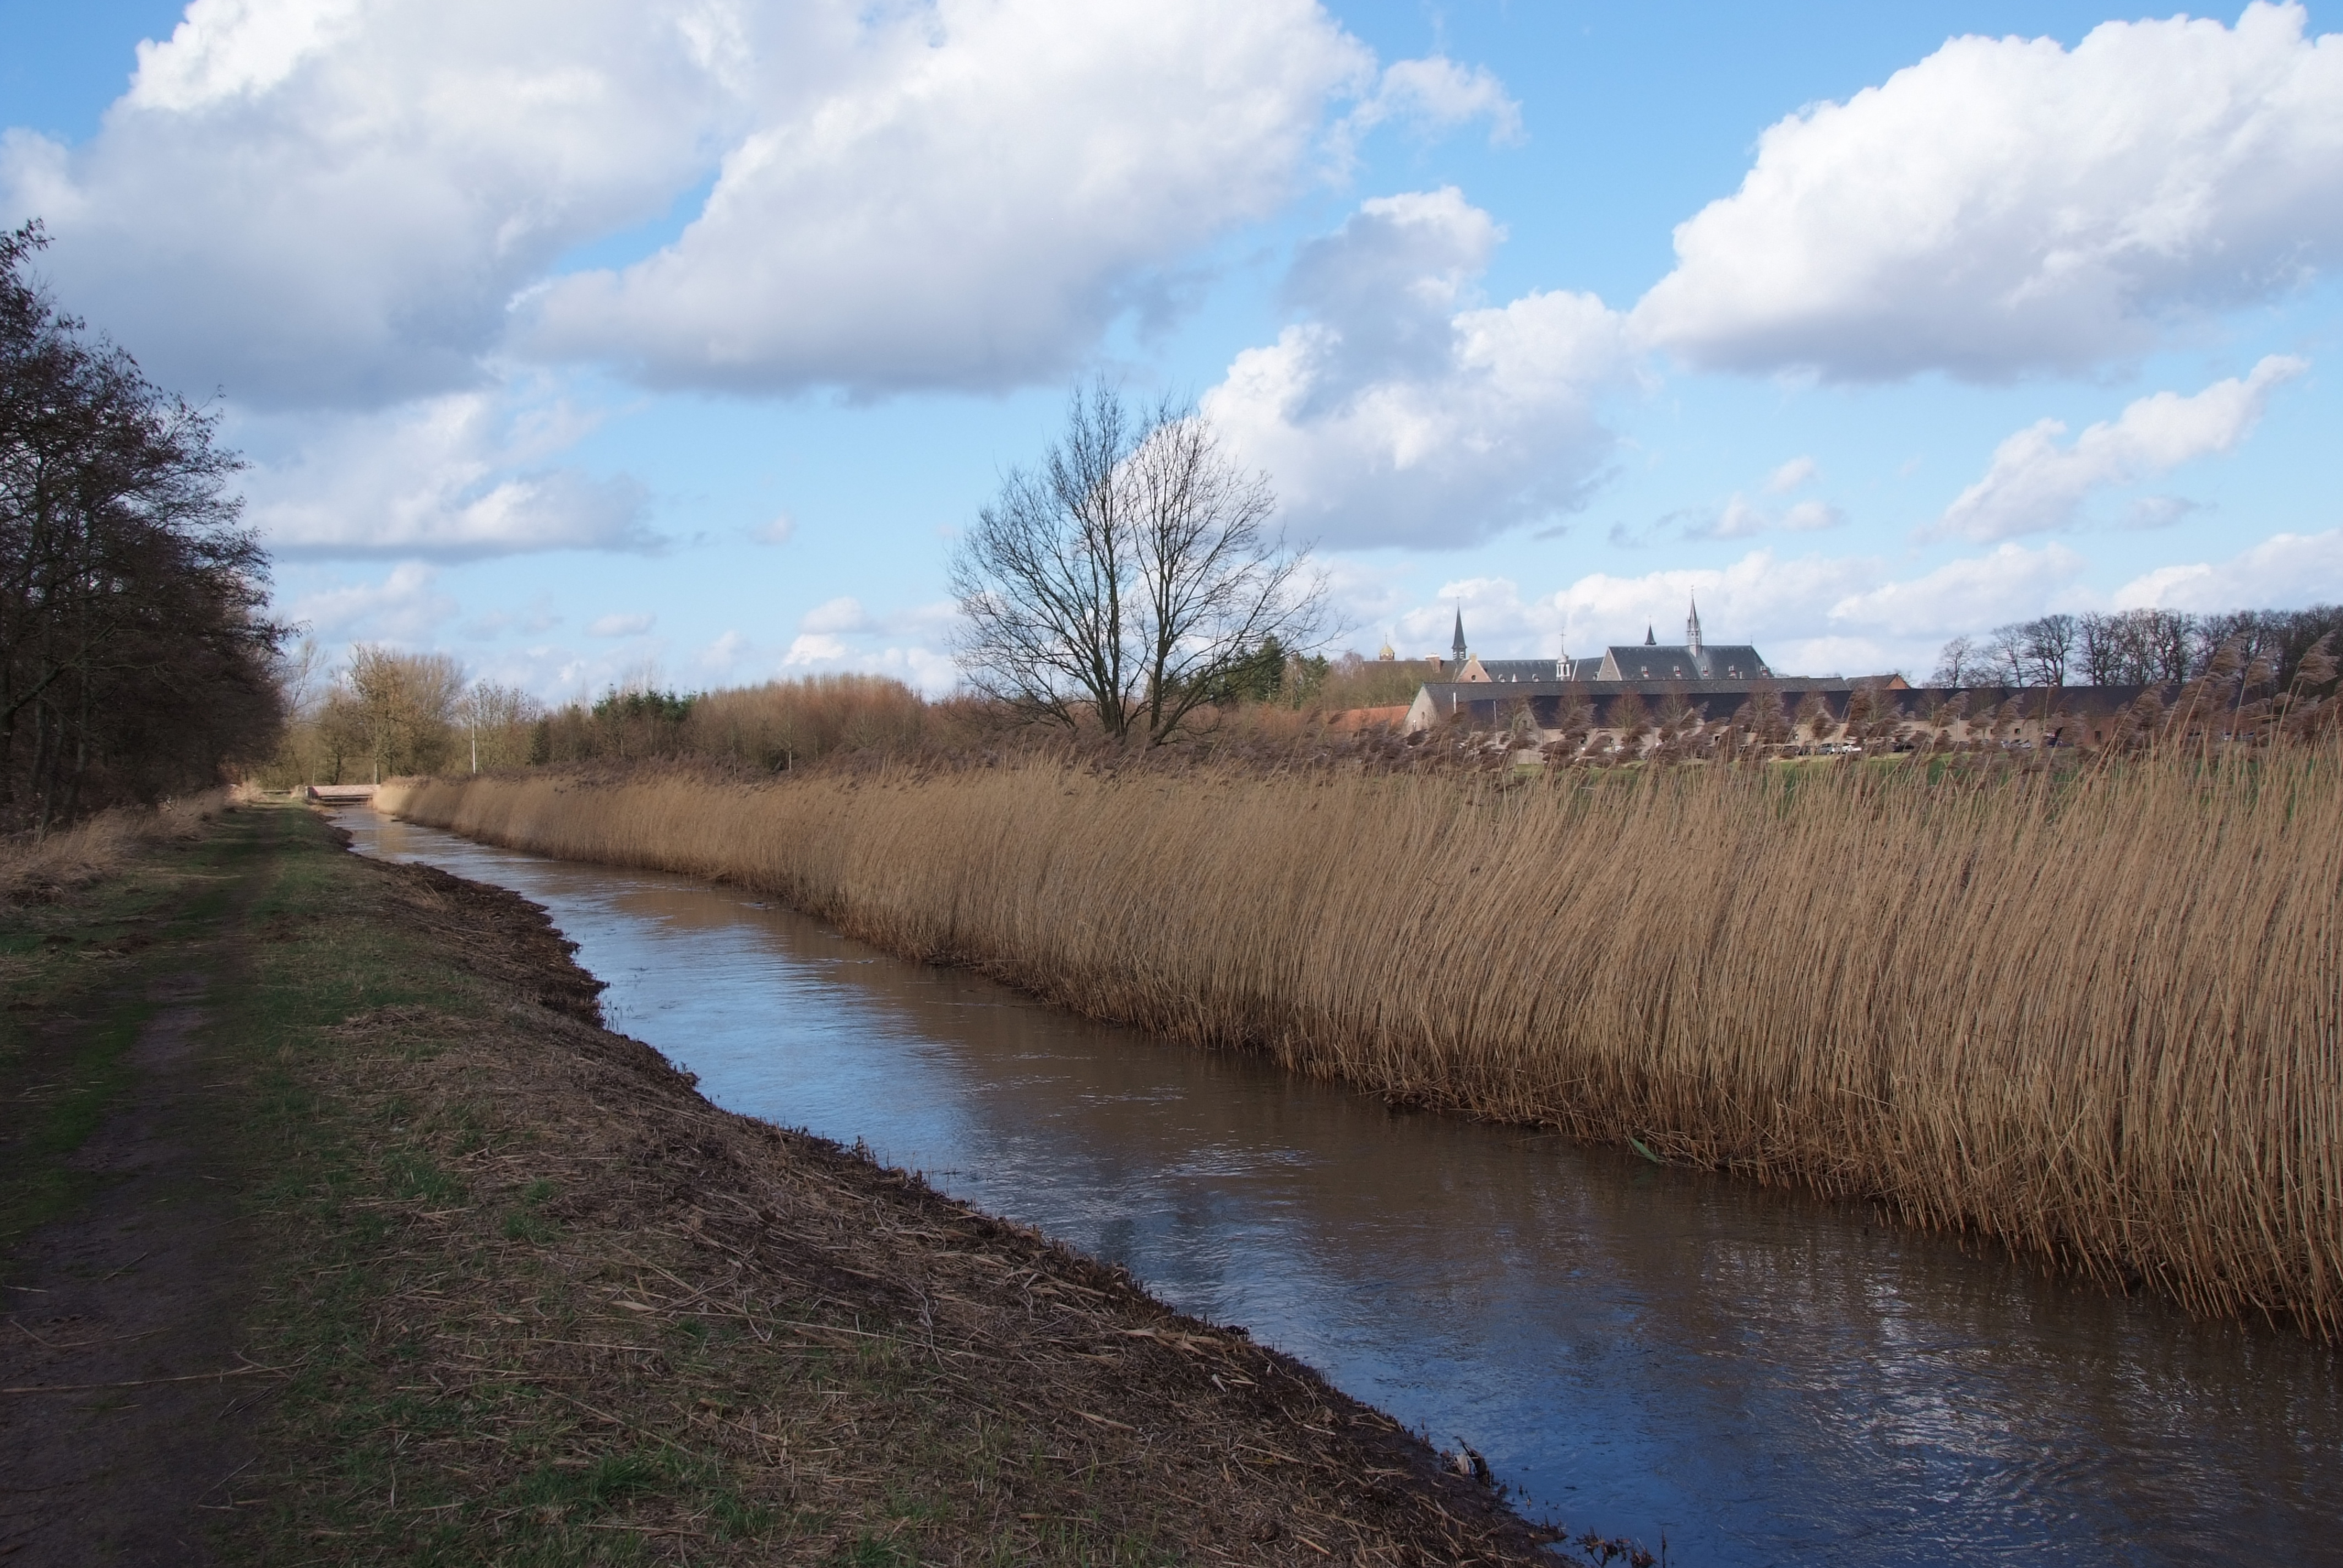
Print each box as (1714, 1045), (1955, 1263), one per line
(340, 808), (2342, 1566)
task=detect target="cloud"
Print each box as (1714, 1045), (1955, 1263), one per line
(1766, 456), (1819, 493)
(1372, 541), (2115, 679)
(2115, 527), (2343, 610)
(587, 612), (655, 637)
(775, 597), (959, 692)
(699, 629), (750, 673)
(461, 595), (561, 640)
(239, 389), (660, 559)
(1827, 542), (2089, 636)
(1375, 530), (2343, 685)
(283, 561), (459, 643)
(1703, 496), (1768, 541)
(3, 0), (722, 407)
(1935, 355), (2305, 541)
(779, 632), (956, 693)
(520, 0), (1372, 394)
(1633, 3), (2343, 379)
(798, 596), (873, 636)
(1205, 188), (1629, 549)
(1334, 55), (1523, 154)
(781, 633), (849, 666)
(751, 513), (795, 546)
(7, 0), (1392, 405)
(1619, 481), (1845, 546)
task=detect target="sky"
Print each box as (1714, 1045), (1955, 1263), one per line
(3, 0), (2339, 696)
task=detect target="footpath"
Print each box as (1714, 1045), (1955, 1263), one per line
(0, 804), (1583, 1566)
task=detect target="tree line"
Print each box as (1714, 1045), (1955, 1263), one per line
(1932, 605), (2343, 690)
(261, 649), (959, 784)
(1, 223), (282, 832)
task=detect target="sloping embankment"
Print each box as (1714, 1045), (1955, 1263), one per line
(3, 803), (1568, 1564)
(384, 754), (2343, 1339)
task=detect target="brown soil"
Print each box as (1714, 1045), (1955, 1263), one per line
(1, 897), (259, 1564)
(304, 840), (1571, 1563)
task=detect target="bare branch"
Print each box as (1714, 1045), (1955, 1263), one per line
(951, 381), (1323, 746)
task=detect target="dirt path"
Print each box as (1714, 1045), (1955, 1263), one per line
(1, 840), (261, 1564)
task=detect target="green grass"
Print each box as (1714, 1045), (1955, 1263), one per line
(0, 825), (247, 1248)
(8, 803), (1557, 1566)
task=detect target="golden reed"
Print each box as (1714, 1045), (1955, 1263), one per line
(384, 748), (2343, 1336)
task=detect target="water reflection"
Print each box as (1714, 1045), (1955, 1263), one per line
(341, 809), (2342, 1566)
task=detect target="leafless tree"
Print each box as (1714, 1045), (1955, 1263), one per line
(1929, 635), (1979, 688)
(324, 646), (464, 782)
(950, 382), (1327, 747)
(455, 680), (543, 771)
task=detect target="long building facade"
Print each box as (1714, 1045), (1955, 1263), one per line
(1403, 603), (2167, 750)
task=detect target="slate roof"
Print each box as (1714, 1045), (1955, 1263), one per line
(1416, 680), (2171, 736)
(1596, 643), (1770, 682)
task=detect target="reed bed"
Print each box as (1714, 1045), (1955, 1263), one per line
(0, 790), (228, 903)
(383, 749), (2343, 1337)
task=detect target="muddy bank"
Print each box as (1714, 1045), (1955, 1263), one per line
(321, 829), (1570, 1562)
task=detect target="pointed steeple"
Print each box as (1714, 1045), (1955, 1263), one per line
(1644, 623), (1657, 646)
(1452, 606), (1468, 664)
(1686, 593), (1703, 655)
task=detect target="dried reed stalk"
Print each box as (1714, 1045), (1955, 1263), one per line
(0, 790), (228, 903)
(384, 747), (2343, 1337)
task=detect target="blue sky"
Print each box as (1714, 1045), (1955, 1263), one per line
(4, 1), (2338, 696)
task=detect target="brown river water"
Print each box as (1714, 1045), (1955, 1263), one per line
(340, 809), (2342, 1566)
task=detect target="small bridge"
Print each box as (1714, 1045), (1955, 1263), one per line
(303, 785), (378, 804)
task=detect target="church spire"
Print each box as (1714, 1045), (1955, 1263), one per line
(1687, 592), (1703, 655)
(1644, 623), (1656, 646)
(1452, 606), (1468, 665)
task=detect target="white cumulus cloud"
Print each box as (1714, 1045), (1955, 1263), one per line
(1333, 55), (1523, 155)
(284, 561), (459, 644)
(1935, 355), (2306, 541)
(1633, 3), (2343, 380)
(1766, 456), (1819, 494)
(520, 0), (1374, 394)
(4, 0), (724, 406)
(6, 0), (1403, 405)
(239, 389), (658, 559)
(1827, 542), (2090, 637)
(798, 596), (874, 635)
(2115, 527), (2343, 609)
(1204, 188), (1629, 549)
(587, 612), (655, 638)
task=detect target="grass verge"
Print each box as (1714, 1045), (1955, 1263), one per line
(9, 804), (1591, 1565)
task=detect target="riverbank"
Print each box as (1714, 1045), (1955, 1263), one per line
(383, 752), (2343, 1340)
(1, 804), (1574, 1565)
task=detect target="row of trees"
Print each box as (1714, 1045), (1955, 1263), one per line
(265, 654), (958, 783)
(1932, 606), (2343, 690)
(2, 223), (284, 830)
(269, 644), (541, 786)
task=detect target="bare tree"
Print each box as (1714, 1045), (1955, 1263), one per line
(2021, 613), (2078, 686)
(330, 646), (464, 781)
(950, 383), (1326, 747)
(1930, 635), (1979, 687)
(455, 680), (543, 771)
